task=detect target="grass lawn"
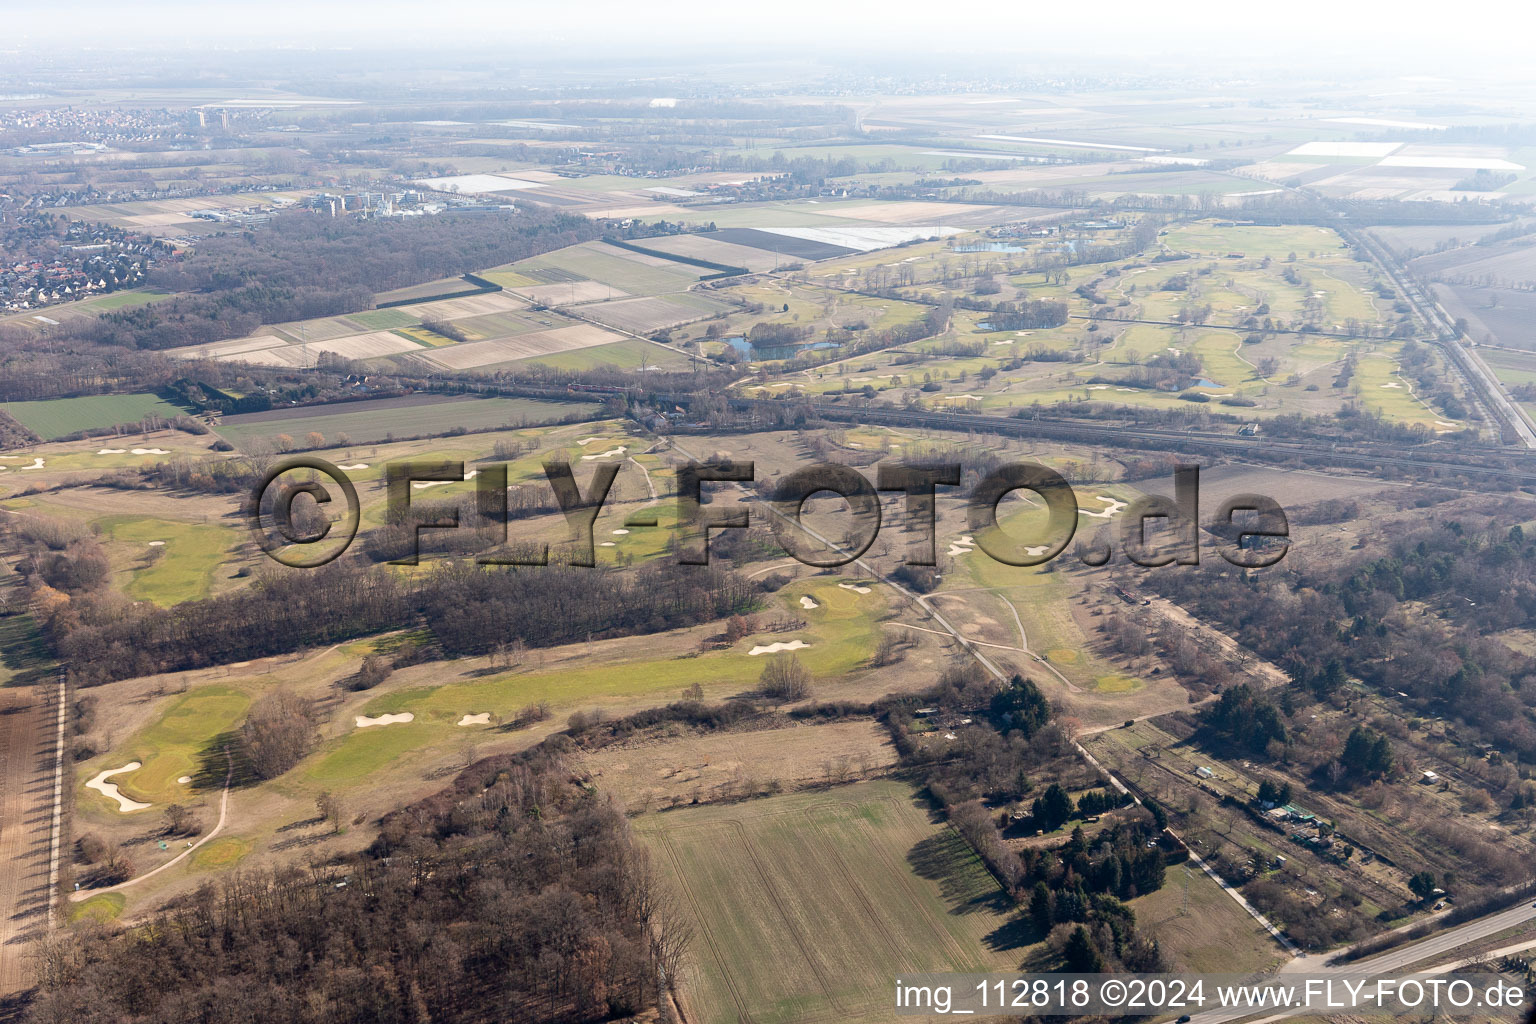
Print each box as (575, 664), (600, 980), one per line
(307, 579), (886, 783)
(91, 685), (252, 808)
(637, 779), (1029, 1024)
(2, 392), (192, 441)
(1129, 863), (1286, 973)
(191, 836), (253, 871)
(1355, 352), (1456, 429)
(68, 892), (126, 923)
(75, 287), (170, 312)
(100, 514), (235, 605)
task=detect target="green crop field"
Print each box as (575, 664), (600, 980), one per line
(347, 308), (419, 330)
(215, 395), (601, 448)
(637, 779), (1027, 1024)
(74, 287), (170, 312)
(101, 514), (235, 605)
(2, 392), (191, 440)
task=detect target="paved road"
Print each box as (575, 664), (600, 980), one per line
(1184, 898), (1536, 1024)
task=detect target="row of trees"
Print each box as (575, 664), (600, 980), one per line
(32, 555), (761, 685)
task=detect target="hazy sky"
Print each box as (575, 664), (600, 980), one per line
(1, 0), (1520, 66)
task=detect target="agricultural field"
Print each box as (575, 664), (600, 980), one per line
(214, 394), (599, 448)
(637, 780), (1028, 1024)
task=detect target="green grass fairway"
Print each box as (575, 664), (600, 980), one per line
(2, 392), (191, 440)
(637, 780), (1028, 1024)
(68, 892), (126, 923)
(191, 836), (253, 871)
(100, 514), (234, 605)
(99, 686), (252, 808)
(308, 580), (886, 783)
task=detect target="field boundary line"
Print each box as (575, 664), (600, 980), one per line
(652, 829), (757, 1024)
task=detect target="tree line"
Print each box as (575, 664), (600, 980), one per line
(29, 745), (684, 1023)
(26, 555), (761, 686)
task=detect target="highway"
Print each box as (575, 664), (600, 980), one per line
(1344, 224), (1536, 449)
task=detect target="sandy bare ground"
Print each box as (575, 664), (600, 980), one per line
(0, 680), (53, 995)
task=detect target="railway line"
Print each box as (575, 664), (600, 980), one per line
(433, 378), (1536, 485)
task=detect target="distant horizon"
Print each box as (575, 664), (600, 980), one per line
(0, 0), (1525, 71)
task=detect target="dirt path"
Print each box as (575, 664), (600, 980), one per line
(0, 679), (54, 995)
(70, 748), (233, 901)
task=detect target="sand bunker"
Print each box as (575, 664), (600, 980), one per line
(1079, 496), (1127, 519)
(576, 437), (605, 445)
(147, 540), (165, 547)
(131, 448), (169, 455)
(177, 776), (192, 784)
(97, 448), (127, 455)
(337, 463), (368, 471)
(600, 541), (616, 547)
(412, 469), (478, 490)
(457, 713), (490, 726)
(838, 582), (873, 594)
(1023, 544), (1051, 556)
(581, 447), (627, 461)
(947, 534), (976, 558)
(355, 712), (414, 728)
(17, 458), (44, 470)
(1380, 382), (1403, 389)
(612, 529), (630, 535)
(748, 640), (811, 656)
(87, 763), (151, 812)
(800, 595), (819, 609)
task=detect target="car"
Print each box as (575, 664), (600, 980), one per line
(1178, 1016), (1192, 1023)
